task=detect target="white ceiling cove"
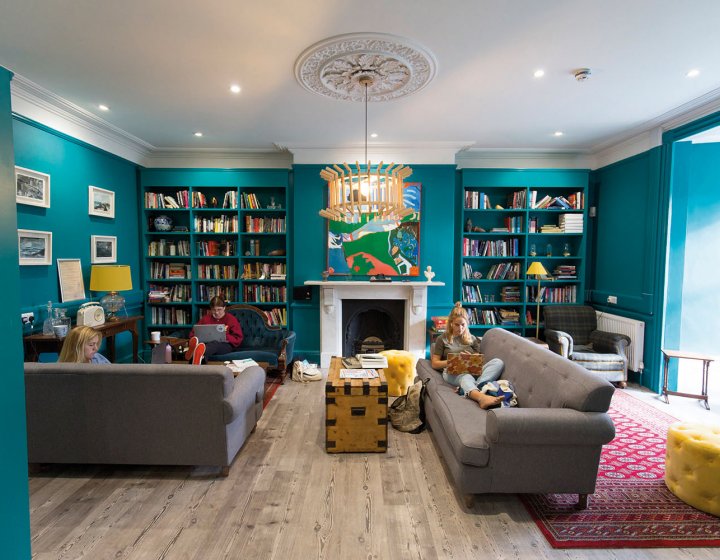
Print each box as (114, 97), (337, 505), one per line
(1, 0), (719, 164)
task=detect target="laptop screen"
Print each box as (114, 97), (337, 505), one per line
(194, 324), (227, 343)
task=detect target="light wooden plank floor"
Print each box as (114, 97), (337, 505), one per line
(29, 377), (717, 560)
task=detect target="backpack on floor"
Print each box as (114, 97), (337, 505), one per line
(291, 359), (322, 382)
(389, 378), (428, 433)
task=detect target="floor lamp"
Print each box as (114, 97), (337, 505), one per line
(526, 261), (549, 340)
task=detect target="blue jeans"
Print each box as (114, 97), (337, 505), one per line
(442, 358), (505, 395)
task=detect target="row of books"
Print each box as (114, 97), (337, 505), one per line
(149, 307), (192, 325)
(463, 237), (520, 257)
(193, 215), (239, 233)
(148, 239), (190, 257)
(145, 190), (190, 209)
(241, 262), (286, 280)
(150, 262), (191, 280)
(486, 262), (521, 280)
(553, 265), (577, 279)
(148, 283), (192, 303)
(262, 307), (287, 327)
(190, 191), (237, 209)
(196, 239), (236, 256)
(467, 307), (521, 326)
(526, 285), (578, 303)
(243, 284), (287, 303)
(244, 216), (286, 233)
(197, 284), (238, 302)
(240, 192), (262, 209)
(197, 264), (238, 280)
(531, 191), (584, 210)
(464, 191), (492, 209)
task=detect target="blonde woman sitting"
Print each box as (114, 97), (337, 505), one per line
(58, 325), (110, 364)
(431, 302), (505, 409)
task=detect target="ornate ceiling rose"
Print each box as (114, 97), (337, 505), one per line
(295, 33), (437, 102)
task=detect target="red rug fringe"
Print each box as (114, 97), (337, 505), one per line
(521, 390), (720, 548)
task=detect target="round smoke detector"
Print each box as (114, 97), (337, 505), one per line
(294, 32), (437, 102)
(574, 68), (592, 81)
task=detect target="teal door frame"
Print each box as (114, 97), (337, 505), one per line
(656, 109), (720, 388)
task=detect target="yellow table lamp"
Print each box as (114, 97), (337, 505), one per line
(90, 265), (132, 320)
(526, 261), (549, 340)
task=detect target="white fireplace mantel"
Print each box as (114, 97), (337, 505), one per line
(304, 280), (444, 367)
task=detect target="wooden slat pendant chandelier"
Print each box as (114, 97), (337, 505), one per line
(319, 76), (413, 223)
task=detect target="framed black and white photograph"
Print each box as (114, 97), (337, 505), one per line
(18, 229), (52, 266)
(88, 185), (115, 218)
(91, 235), (117, 264)
(15, 166), (50, 208)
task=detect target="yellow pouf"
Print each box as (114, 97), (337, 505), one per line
(665, 422), (720, 517)
(379, 350), (418, 397)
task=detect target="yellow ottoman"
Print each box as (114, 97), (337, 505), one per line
(379, 350), (418, 397)
(665, 422), (720, 517)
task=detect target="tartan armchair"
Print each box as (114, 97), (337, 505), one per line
(543, 305), (631, 386)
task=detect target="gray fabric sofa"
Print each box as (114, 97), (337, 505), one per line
(24, 362), (265, 474)
(418, 327), (615, 508)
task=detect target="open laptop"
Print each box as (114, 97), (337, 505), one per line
(447, 353), (484, 375)
(193, 324), (227, 343)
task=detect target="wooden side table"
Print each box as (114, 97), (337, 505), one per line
(661, 348), (714, 410)
(24, 315), (143, 363)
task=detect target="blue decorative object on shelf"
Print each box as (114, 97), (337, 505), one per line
(154, 215), (173, 232)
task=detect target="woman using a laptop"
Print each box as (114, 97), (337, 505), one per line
(431, 302), (505, 409)
(187, 296), (244, 363)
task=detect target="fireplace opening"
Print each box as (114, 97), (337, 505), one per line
(342, 299), (404, 357)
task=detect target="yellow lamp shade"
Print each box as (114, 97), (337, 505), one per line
(90, 265), (132, 292)
(526, 261), (548, 277)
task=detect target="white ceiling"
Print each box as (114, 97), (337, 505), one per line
(1, 0), (719, 159)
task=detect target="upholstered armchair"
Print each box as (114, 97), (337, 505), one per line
(543, 305), (631, 387)
(206, 304), (295, 376)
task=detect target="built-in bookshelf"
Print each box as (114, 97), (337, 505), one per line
(459, 172), (588, 337)
(142, 184), (289, 335)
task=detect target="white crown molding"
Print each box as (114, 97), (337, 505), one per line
(456, 149), (592, 170)
(142, 148), (293, 169)
(10, 74), (153, 164)
(278, 141), (473, 165)
(589, 86), (720, 168)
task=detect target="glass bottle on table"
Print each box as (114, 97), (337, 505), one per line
(42, 301), (54, 335)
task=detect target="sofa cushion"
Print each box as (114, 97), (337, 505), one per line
(417, 363), (491, 468)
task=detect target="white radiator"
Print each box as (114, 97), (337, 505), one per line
(595, 311), (645, 372)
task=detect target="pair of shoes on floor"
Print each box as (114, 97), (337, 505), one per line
(185, 336), (206, 365)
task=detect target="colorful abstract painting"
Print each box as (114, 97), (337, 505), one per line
(327, 182), (421, 277)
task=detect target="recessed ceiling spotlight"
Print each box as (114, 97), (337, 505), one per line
(533, 69), (545, 78)
(370, 133), (378, 138)
(553, 131), (564, 137)
(686, 69), (700, 78)
(230, 84), (241, 94)
(98, 104), (110, 111)
(194, 131), (203, 137)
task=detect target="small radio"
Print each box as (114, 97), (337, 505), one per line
(77, 302), (105, 327)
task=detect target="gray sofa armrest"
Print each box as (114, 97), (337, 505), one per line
(222, 366), (265, 423)
(486, 408), (615, 445)
(590, 330), (631, 356)
(544, 328), (572, 357)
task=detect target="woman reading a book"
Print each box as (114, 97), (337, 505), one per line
(187, 296), (244, 363)
(58, 326), (110, 364)
(431, 302), (505, 409)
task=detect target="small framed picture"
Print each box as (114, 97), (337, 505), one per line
(91, 235), (117, 263)
(88, 186), (115, 218)
(15, 166), (50, 208)
(18, 229), (52, 266)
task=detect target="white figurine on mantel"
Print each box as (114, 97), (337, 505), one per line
(424, 265), (435, 283)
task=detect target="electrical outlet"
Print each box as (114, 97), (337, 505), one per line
(21, 312), (35, 324)
(607, 295), (617, 304)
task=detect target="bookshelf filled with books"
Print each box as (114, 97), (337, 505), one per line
(459, 170), (588, 337)
(141, 181), (289, 336)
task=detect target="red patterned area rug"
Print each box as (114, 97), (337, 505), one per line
(521, 390), (720, 548)
(263, 375), (282, 409)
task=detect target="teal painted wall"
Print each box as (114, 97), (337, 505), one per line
(0, 68), (32, 559)
(590, 148), (663, 388)
(291, 164), (456, 360)
(14, 118), (142, 361)
(675, 142), (720, 353)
